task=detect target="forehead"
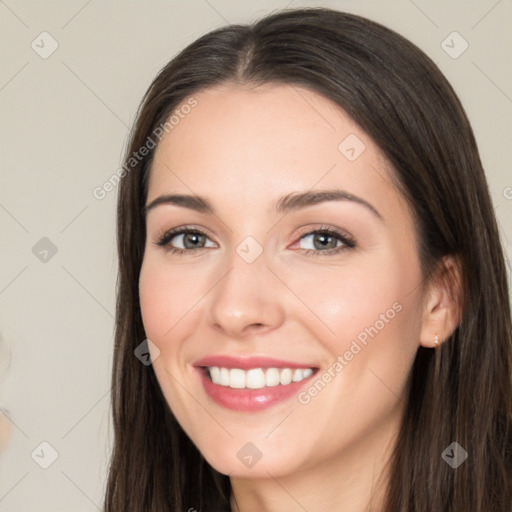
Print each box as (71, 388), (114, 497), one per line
(147, 83), (402, 217)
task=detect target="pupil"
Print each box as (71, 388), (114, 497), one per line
(315, 234), (334, 249)
(185, 233), (201, 248)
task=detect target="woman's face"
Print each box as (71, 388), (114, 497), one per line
(139, 83), (427, 478)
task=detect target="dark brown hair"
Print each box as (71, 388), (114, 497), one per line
(104, 7), (512, 511)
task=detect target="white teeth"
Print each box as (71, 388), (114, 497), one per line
(292, 369), (304, 382)
(265, 368), (280, 387)
(229, 368), (246, 389)
(207, 366), (314, 389)
(219, 367), (230, 386)
(292, 368), (314, 381)
(246, 368), (266, 389)
(210, 366), (220, 383)
(280, 368), (292, 385)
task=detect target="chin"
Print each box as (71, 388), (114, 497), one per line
(197, 440), (299, 479)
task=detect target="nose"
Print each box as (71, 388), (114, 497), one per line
(207, 247), (286, 339)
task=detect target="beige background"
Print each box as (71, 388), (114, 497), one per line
(0, 1), (511, 510)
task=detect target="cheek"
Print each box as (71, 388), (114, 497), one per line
(139, 265), (169, 341)
(283, 252), (424, 406)
(286, 258), (415, 346)
(138, 259), (199, 413)
(138, 257), (198, 342)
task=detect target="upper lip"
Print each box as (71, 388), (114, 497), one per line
(193, 355), (318, 370)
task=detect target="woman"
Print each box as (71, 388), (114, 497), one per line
(104, 7), (512, 511)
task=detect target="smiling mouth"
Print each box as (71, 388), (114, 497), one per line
(202, 366), (317, 389)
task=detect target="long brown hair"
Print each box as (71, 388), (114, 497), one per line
(104, 7), (512, 511)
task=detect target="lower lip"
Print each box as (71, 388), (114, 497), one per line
(196, 368), (316, 412)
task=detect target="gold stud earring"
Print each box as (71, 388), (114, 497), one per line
(434, 334), (440, 348)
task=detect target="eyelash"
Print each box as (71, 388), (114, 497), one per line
(153, 225), (356, 258)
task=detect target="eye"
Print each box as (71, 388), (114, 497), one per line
(153, 225), (356, 257)
(154, 226), (216, 254)
(294, 226), (356, 257)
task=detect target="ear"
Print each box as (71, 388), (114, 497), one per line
(419, 255), (463, 349)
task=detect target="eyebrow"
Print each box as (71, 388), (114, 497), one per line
(143, 189), (383, 220)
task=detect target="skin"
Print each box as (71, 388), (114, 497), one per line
(139, 83), (461, 512)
